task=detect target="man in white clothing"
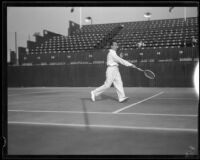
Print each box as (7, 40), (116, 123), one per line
(91, 41), (142, 103)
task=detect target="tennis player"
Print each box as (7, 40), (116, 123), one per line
(91, 41), (142, 103)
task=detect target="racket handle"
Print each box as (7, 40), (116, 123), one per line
(136, 67), (144, 72)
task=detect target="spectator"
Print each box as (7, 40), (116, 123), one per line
(137, 40), (146, 48)
(191, 36), (198, 47)
(181, 39), (187, 47)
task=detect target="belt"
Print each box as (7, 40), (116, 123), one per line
(107, 65), (118, 67)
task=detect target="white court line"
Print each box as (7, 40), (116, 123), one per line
(154, 97), (198, 100)
(8, 110), (197, 117)
(7, 90), (66, 96)
(113, 91), (165, 114)
(8, 87), (91, 96)
(8, 121), (197, 132)
(8, 90), (87, 96)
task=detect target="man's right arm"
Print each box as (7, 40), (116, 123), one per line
(112, 52), (133, 67)
(113, 52), (143, 71)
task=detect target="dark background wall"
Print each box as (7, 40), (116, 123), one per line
(7, 62), (197, 87)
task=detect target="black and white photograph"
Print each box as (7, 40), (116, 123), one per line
(3, 1), (199, 158)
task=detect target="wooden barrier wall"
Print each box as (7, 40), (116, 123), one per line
(7, 62), (197, 87)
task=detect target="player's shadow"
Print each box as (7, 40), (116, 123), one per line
(80, 95), (118, 129)
(84, 94), (118, 102)
(80, 98), (90, 130)
(100, 94), (118, 102)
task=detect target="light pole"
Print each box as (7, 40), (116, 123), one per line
(70, 7), (82, 29)
(15, 32), (19, 65)
(144, 12), (152, 21)
(85, 16), (93, 25)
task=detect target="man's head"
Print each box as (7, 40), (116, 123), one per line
(192, 36), (196, 40)
(110, 41), (119, 51)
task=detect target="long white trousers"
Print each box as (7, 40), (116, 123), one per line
(92, 66), (126, 102)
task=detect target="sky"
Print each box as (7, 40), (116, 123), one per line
(7, 7), (198, 54)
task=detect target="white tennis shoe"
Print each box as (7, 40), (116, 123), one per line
(91, 91), (95, 102)
(119, 97), (129, 103)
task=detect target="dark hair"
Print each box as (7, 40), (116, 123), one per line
(109, 41), (117, 47)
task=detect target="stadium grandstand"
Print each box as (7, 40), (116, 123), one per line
(8, 17), (198, 87)
(18, 17), (198, 65)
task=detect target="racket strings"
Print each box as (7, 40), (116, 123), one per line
(144, 70), (155, 79)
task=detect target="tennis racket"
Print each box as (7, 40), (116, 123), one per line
(136, 68), (155, 79)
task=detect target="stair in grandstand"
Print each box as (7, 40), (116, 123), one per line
(94, 24), (124, 49)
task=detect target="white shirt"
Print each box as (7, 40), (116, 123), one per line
(106, 49), (132, 67)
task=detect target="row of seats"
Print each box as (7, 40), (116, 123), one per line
(113, 24), (197, 49)
(27, 38), (198, 54)
(29, 34), (104, 52)
(118, 28), (197, 36)
(72, 17), (197, 34)
(20, 17), (198, 65)
(27, 43), (197, 55)
(25, 47), (198, 58)
(28, 34), (197, 53)
(71, 28), (197, 41)
(24, 47), (199, 57)
(19, 47), (198, 65)
(41, 27), (197, 43)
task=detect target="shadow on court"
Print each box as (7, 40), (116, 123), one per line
(80, 96), (118, 130)
(81, 98), (90, 130)
(100, 94), (118, 102)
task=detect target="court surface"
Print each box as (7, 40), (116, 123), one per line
(7, 87), (198, 155)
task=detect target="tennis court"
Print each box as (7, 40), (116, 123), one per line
(8, 87), (198, 155)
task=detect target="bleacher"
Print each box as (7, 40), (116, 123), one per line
(113, 17), (198, 50)
(18, 17), (198, 65)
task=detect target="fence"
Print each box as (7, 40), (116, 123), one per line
(8, 61), (197, 87)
